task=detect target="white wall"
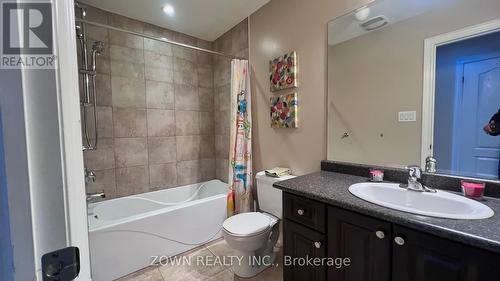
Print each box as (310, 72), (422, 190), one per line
(249, 0), (372, 175)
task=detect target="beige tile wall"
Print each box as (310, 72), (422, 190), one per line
(79, 6), (250, 199)
(213, 19), (249, 183)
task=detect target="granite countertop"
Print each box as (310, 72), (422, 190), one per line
(273, 171), (500, 254)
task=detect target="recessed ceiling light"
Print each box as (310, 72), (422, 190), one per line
(162, 4), (175, 16)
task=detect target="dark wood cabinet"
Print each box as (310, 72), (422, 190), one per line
(327, 207), (391, 281)
(284, 192), (326, 232)
(283, 191), (500, 281)
(392, 225), (500, 281)
(283, 219), (326, 281)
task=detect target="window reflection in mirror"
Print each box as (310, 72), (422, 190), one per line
(327, 0), (500, 180)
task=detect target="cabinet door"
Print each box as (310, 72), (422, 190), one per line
(392, 225), (500, 281)
(328, 207), (391, 281)
(284, 219), (326, 281)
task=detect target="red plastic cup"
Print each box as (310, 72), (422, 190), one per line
(461, 181), (485, 199)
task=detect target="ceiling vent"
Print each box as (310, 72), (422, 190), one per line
(360, 15), (389, 31)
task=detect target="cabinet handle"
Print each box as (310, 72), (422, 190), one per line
(375, 230), (385, 239)
(394, 236), (405, 246)
(297, 209), (305, 216)
(314, 241), (322, 249)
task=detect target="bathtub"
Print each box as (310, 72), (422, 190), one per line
(87, 180), (228, 281)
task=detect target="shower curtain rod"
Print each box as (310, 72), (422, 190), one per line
(75, 18), (246, 60)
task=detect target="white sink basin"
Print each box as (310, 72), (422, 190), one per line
(349, 182), (494, 219)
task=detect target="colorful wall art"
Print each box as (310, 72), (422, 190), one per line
(270, 93), (298, 128)
(269, 51), (297, 92)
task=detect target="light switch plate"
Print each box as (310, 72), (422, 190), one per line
(398, 111), (416, 122)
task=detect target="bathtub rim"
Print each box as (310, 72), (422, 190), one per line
(88, 180), (229, 232)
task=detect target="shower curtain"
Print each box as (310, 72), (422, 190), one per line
(228, 59), (252, 215)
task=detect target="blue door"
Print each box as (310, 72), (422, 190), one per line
(456, 57), (500, 178)
(0, 112), (14, 281)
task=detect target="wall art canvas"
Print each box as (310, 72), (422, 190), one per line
(270, 93), (298, 128)
(269, 51), (297, 92)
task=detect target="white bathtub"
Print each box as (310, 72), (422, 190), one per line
(87, 180), (228, 281)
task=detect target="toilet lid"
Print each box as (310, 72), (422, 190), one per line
(223, 212), (271, 236)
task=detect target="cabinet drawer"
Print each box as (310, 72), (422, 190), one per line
(284, 192), (326, 232)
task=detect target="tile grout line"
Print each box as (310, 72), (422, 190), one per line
(141, 35), (153, 194)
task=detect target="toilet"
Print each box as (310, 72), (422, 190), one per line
(222, 171), (295, 278)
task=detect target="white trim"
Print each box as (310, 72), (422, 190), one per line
(421, 18), (500, 168)
(53, 0), (92, 280)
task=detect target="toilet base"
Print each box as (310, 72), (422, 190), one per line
(223, 214), (281, 278)
(231, 245), (277, 278)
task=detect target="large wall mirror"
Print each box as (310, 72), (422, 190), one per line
(327, 0), (500, 180)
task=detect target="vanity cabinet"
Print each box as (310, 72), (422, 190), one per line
(282, 192), (500, 281)
(392, 225), (500, 281)
(327, 207), (391, 281)
(283, 193), (327, 281)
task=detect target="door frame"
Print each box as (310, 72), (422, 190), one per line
(0, 0), (91, 279)
(421, 18), (500, 168)
(53, 0), (92, 279)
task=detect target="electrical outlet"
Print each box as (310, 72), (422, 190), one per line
(398, 111), (416, 122)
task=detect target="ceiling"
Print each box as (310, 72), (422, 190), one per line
(80, 0), (270, 41)
(328, 0), (456, 46)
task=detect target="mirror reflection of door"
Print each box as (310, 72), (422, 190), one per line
(459, 57), (500, 179)
(434, 31), (500, 179)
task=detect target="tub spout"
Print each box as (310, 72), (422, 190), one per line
(87, 191), (105, 202)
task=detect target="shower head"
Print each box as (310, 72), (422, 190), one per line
(91, 41), (105, 55)
(75, 1), (86, 17)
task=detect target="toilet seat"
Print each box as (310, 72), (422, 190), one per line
(223, 212), (274, 237)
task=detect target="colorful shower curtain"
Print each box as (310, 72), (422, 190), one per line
(228, 59), (252, 215)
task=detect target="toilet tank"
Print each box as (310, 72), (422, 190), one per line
(256, 171), (296, 218)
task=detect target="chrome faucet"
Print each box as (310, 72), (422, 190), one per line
(86, 191), (106, 202)
(84, 167), (96, 184)
(401, 165), (436, 193)
(425, 156), (437, 173)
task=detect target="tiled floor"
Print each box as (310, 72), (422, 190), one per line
(117, 239), (283, 281)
